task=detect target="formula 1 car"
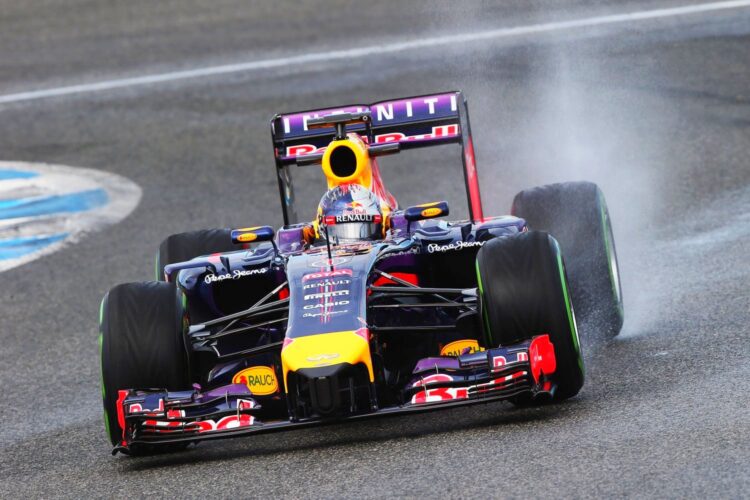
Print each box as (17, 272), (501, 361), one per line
(100, 91), (623, 455)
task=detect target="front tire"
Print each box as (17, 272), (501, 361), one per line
(476, 231), (584, 401)
(512, 182), (623, 340)
(155, 228), (236, 281)
(100, 281), (191, 449)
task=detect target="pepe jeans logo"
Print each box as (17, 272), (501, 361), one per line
(204, 267), (268, 284)
(426, 241), (485, 254)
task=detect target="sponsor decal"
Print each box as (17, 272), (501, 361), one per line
(285, 125), (461, 157)
(143, 414), (255, 434)
(440, 339), (484, 357)
(232, 366), (279, 396)
(128, 399), (164, 414)
(303, 310), (347, 318)
(324, 213), (381, 224)
(302, 268), (353, 281)
(303, 278), (351, 289)
(306, 353), (340, 362)
(303, 300), (350, 310)
(374, 124), (459, 146)
(237, 399), (256, 410)
(421, 207), (443, 218)
(286, 144), (324, 157)
(409, 370), (530, 404)
(236, 232), (258, 243)
(472, 371), (526, 394)
(180, 414), (255, 433)
(167, 409), (186, 419)
(308, 256), (351, 268)
(380, 247), (421, 259)
(204, 267), (268, 284)
(411, 387), (468, 404)
(304, 289), (350, 301)
(492, 352), (528, 369)
(300, 267), (354, 322)
(410, 373), (467, 404)
(426, 240), (485, 254)
(282, 94), (458, 135)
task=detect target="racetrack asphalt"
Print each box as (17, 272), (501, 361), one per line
(0, 1), (749, 497)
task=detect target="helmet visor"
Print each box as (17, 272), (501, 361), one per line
(323, 219), (382, 243)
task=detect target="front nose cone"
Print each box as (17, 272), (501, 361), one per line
(280, 330), (373, 393)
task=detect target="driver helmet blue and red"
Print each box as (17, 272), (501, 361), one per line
(317, 184), (384, 243)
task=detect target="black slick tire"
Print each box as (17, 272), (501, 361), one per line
(155, 228), (236, 281)
(100, 281), (191, 451)
(476, 231), (584, 401)
(511, 182), (623, 340)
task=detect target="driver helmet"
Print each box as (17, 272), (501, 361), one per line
(317, 184), (383, 243)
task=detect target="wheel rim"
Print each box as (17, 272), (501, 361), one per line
(599, 193), (624, 316)
(553, 238), (584, 375)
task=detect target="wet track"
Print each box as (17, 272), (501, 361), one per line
(1, 1), (749, 497)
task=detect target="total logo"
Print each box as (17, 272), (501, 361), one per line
(302, 268), (353, 281)
(232, 366), (279, 396)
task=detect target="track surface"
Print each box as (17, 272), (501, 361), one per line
(1, 1), (748, 497)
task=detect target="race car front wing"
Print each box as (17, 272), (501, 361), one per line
(113, 335), (556, 455)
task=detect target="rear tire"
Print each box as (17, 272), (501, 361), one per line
(100, 281), (191, 450)
(512, 182), (623, 340)
(155, 228), (236, 281)
(476, 231), (584, 401)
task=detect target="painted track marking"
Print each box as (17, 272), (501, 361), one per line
(0, 1), (749, 105)
(0, 162), (141, 271)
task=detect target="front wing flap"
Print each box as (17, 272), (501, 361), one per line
(113, 335), (556, 454)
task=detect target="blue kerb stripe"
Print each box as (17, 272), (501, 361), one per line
(0, 188), (108, 220)
(0, 233), (68, 260)
(0, 169), (38, 180)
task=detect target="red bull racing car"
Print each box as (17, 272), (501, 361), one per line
(100, 91), (624, 455)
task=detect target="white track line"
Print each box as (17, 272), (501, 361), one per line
(1, 0), (749, 105)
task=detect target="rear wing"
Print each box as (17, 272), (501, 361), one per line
(270, 91), (483, 224)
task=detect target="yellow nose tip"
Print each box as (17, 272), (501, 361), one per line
(280, 330), (374, 392)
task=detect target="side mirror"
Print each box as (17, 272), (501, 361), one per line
(231, 226), (275, 244)
(404, 201), (450, 222)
